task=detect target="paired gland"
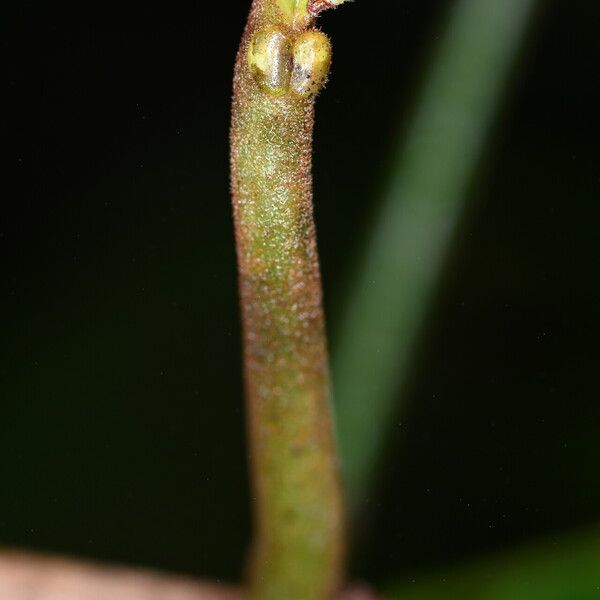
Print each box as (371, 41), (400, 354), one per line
(248, 28), (332, 98)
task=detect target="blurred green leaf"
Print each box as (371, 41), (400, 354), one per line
(332, 0), (540, 513)
(387, 528), (600, 600)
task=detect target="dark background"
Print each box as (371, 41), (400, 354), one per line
(3, 0), (599, 587)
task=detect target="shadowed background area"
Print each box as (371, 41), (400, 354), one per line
(3, 0), (599, 591)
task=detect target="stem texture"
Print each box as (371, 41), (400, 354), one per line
(230, 1), (344, 598)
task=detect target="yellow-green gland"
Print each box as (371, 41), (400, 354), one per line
(247, 27), (293, 96)
(290, 30), (332, 98)
(247, 28), (332, 99)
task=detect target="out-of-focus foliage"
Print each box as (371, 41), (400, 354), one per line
(333, 0), (539, 514)
(389, 528), (600, 599)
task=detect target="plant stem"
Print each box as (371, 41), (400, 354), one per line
(230, 1), (346, 598)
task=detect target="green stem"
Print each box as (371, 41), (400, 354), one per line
(230, 1), (347, 598)
(332, 0), (541, 514)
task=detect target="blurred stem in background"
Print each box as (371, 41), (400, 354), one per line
(332, 0), (541, 514)
(387, 527), (600, 599)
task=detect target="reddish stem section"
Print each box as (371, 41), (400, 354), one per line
(308, 0), (335, 17)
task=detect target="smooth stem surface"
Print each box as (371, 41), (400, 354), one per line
(332, 0), (540, 514)
(231, 1), (345, 598)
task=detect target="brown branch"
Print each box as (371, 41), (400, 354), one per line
(0, 551), (240, 600)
